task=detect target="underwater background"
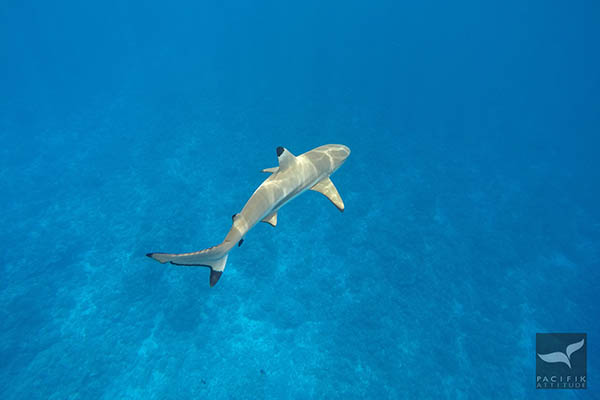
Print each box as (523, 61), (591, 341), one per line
(1, 0), (599, 399)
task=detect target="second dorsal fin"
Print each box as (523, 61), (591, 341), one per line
(261, 212), (278, 227)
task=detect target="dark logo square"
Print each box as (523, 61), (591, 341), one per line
(536, 333), (586, 389)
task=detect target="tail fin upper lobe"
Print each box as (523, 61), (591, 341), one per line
(146, 245), (229, 287)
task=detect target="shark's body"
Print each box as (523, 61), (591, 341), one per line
(147, 144), (350, 286)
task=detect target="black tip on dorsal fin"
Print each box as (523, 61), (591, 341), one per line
(232, 213), (238, 221)
(276, 146), (284, 157)
(238, 239), (244, 247)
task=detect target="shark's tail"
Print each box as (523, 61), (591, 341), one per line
(147, 244), (230, 287)
(147, 222), (243, 287)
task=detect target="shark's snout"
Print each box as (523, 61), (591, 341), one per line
(333, 144), (350, 164)
(339, 145), (350, 159)
(325, 144), (350, 172)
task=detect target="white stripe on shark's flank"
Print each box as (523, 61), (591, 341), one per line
(147, 144), (350, 287)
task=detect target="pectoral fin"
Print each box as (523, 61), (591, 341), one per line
(261, 167), (278, 173)
(261, 212), (278, 227)
(311, 177), (344, 212)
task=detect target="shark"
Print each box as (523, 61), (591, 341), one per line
(146, 144), (351, 287)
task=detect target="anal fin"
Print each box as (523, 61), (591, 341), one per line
(261, 212), (278, 227)
(310, 177), (344, 212)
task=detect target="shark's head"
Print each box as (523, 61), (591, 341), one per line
(301, 144), (350, 175)
(326, 144), (351, 172)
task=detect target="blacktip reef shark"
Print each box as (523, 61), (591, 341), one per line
(147, 144), (350, 287)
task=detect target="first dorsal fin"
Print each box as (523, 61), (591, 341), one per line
(310, 177), (345, 212)
(276, 146), (296, 171)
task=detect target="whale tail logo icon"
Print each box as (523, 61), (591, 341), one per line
(537, 338), (585, 369)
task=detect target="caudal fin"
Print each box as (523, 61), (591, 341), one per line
(146, 245), (229, 287)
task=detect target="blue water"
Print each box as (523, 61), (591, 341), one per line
(1, 1), (599, 399)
